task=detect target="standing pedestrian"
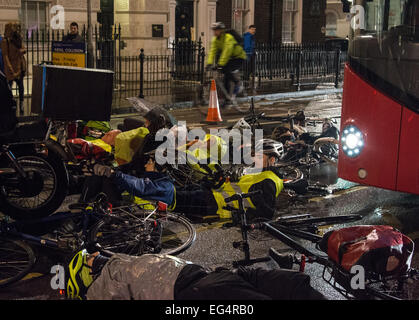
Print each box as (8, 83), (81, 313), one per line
(243, 25), (256, 81)
(63, 22), (84, 43)
(1, 22), (26, 115)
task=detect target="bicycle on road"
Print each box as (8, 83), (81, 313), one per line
(223, 191), (418, 300)
(0, 194), (196, 288)
(195, 69), (254, 115)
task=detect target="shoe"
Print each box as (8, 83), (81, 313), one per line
(67, 249), (93, 300)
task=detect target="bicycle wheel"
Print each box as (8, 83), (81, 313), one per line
(0, 239), (36, 288)
(276, 165), (303, 182)
(0, 153), (68, 220)
(195, 81), (213, 116)
(90, 210), (196, 257)
(231, 95), (252, 114)
(313, 137), (340, 166)
(158, 213), (196, 255)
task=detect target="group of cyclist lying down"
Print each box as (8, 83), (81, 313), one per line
(76, 106), (287, 222)
(60, 105), (333, 300)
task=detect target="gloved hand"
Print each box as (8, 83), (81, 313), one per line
(93, 164), (114, 178)
(206, 64), (219, 71)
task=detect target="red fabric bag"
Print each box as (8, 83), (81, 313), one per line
(319, 225), (414, 277)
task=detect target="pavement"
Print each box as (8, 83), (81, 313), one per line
(3, 89), (419, 300)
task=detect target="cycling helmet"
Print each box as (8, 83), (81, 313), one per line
(211, 22), (226, 30)
(232, 118), (252, 132)
(254, 139), (285, 160)
(66, 249), (94, 300)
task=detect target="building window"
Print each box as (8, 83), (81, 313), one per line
(326, 12), (337, 37)
(232, 0), (249, 34)
(20, 1), (48, 34)
(282, 0), (298, 42)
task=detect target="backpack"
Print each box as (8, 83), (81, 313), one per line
(319, 225), (414, 278)
(226, 29), (244, 47)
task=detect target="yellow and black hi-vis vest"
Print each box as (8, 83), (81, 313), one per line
(128, 186), (177, 212)
(212, 171), (284, 219)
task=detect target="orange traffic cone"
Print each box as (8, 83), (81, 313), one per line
(203, 79), (225, 124)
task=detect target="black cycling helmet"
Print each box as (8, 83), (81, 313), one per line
(211, 22), (226, 30)
(144, 106), (175, 134)
(254, 139), (285, 160)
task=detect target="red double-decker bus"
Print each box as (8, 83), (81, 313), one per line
(338, 0), (419, 195)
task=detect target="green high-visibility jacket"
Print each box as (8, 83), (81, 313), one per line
(207, 32), (247, 67)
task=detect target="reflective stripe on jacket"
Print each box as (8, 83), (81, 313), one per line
(207, 33), (247, 67)
(212, 170), (283, 219)
(184, 134), (228, 175)
(90, 138), (112, 153)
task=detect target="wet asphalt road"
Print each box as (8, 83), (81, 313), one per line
(1, 92), (419, 300)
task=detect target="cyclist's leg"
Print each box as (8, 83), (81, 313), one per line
(174, 266), (272, 300)
(237, 267), (326, 300)
(175, 188), (217, 217)
(230, 59), (244, 97)
(222, 63), (233, 101)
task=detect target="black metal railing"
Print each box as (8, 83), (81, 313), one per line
(12, 27), (347, 115)
(11, 24), (121, 115)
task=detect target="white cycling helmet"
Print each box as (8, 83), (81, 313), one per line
(211, 22), (226, 30)
(254, 139), (285, 160)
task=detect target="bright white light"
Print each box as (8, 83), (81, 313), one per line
(346, 134), (359, 149)
(342, 125), (364, 157)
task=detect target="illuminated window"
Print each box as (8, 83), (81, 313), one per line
(282, 0), (298, 42)
(20, 0), (48, 33)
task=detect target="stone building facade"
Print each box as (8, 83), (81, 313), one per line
(325, 0), (350, 38)
(0, 0), (100, 36)
(0, 0), (331, 55)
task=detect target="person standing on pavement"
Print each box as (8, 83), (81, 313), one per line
(63, 22), (84, 43)
(243, 25), (256, 80)
(1, 22), (26, 115)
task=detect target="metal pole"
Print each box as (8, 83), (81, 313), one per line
(87, 0), (95, 68)
(335, 49), (341, 89)
(139, 48), (145, 98)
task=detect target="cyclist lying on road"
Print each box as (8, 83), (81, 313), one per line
(67, 249), (326, 300)
(82, 139), (286, 221)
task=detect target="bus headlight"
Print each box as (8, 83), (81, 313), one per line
(341, 125), (364, 158)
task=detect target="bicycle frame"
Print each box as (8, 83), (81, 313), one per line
(0, 202), (113, 252)
(225, 190), (414, 300)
